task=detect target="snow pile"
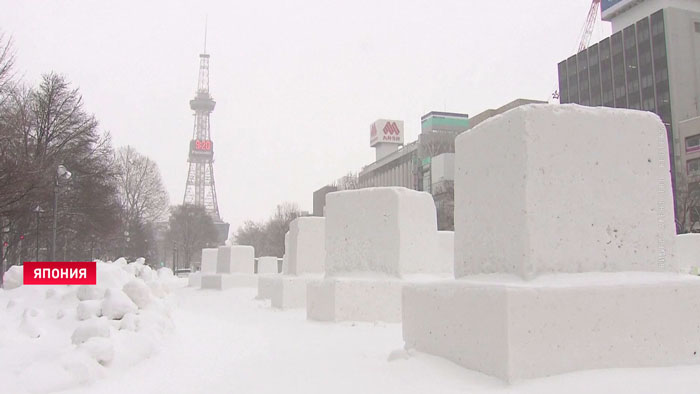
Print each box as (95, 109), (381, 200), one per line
(0, 258), (186, 393)
(4, 265), (24, 289)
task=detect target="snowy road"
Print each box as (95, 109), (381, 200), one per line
(58, 286), (700, 394)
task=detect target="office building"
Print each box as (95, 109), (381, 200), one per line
(557, 0), (700, 231)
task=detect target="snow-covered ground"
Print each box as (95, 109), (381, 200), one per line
(35, 288), (700, 392)
(4, 271), (700, 393)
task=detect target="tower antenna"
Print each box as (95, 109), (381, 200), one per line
(203, 16), (208, 54)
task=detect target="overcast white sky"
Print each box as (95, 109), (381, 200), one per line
(1, 0), (611, 234)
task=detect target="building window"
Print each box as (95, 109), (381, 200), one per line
(642, 97), (656, 111)
(691, 206), (700, 224)
(695, 22), (700, 33)
(688, 158), (700, 176)
(687, 135), (700, 153)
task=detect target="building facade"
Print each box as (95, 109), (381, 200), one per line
(557, 1), (700, 231)
(312, 185), (338, 217)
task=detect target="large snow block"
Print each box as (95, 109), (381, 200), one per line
(307, 278), (403, 322)
(402, 274), (700, 382)
(201, 248), (218, 273)
(285, 217), (326, 275)
(217, 245), (254, 274)
(257, 256), (279, 274)
(677, 234), (700, 273)
(455, 104), (677, 278)
(325, 187), (440, 277)
(437, 231), (454, 275)
(269, 275), (322, 309)
(200, 273), (257, 290)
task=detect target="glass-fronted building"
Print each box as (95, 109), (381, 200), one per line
(558, 5), (700, 232)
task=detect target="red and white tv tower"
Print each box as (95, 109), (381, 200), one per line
(182, 27), (229, 243)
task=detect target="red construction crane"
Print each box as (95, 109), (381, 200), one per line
(552, 0), (602, 101)
(578, 0), (602, 52)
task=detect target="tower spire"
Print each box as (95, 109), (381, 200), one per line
(203, 16), (208, 54)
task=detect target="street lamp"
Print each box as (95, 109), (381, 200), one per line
(33, 206), (44, 261)
(52, 165), (72, 261)
(123, 230), (130, 258)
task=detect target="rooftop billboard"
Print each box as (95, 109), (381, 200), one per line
(370, 119), (404, 147)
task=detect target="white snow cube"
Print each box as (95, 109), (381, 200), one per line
(257, 256), (278, 274)
(455, 104), (677, 278)
(201, 248), (218, 273)
(285, 217), (325, 275)
(324, 187), (439, 277)
(220, 245), (255, 274)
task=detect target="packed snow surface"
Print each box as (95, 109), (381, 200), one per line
(4, 273), (700, 393)
(54, 287), (700, 394)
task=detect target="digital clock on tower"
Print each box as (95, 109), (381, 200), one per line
(189, 139), (214, 157)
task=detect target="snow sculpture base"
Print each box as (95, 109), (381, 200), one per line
(268, 275), (322, 309)
(402, 273), (700, 382)
(200, 273), (258, 290)
(256, 275), (278, 300)
(307, 278), (404, 322)
(677, 234), (700, 273)
(188, 272), (202, 287)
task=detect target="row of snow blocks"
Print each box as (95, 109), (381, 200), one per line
(201, 245), (257, 290)
(307, 187), (448, 322)
(267, 218), (327, 309)
(401, 104), (700, 381)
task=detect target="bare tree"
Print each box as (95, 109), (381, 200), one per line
(1, 71), (123, 264)
(234, 202), (302, 257)
(333, 172), (360, 191)
(116, 146), (169, 224)
(435, 181), (454, 231)
(675, 174), (700, 233)
(233, 220), (265, 255)
(0, 32), (15, 106)
(167, 204), (218, 266)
